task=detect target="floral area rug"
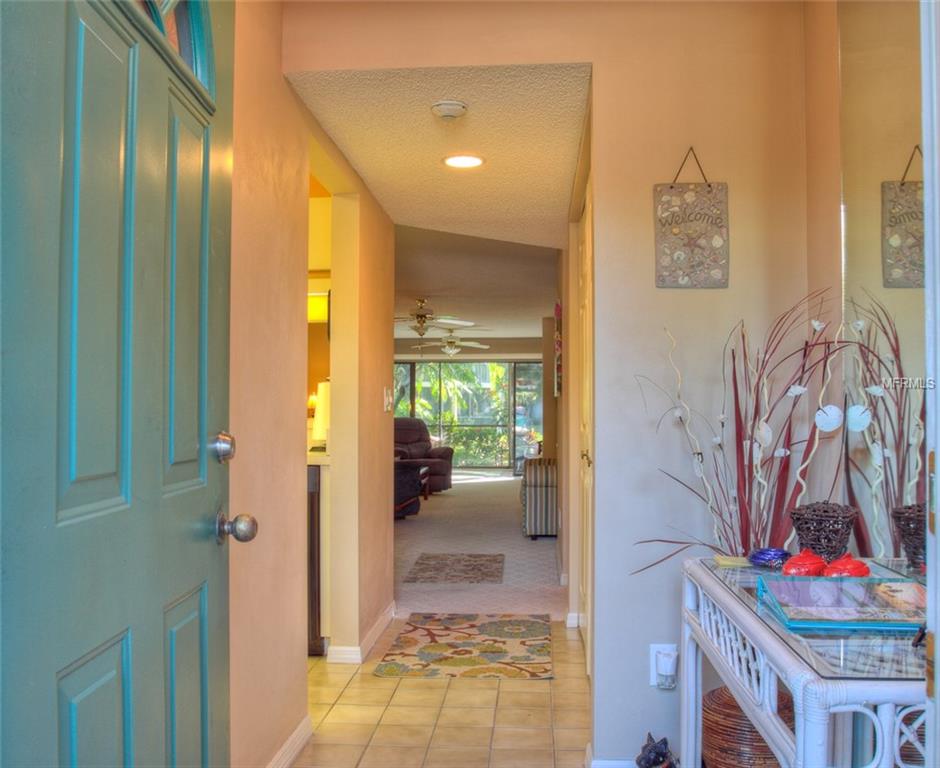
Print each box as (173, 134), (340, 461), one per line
(403, 553), (505, 584)
(374, 613), (553, 679)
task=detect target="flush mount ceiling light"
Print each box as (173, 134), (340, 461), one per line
(444, 154), (484, 169)
(431, 99), (468, 120)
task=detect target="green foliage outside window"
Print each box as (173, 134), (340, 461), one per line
(396, 360), (542, 468)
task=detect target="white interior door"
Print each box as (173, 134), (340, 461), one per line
(578, 180), (595, 674)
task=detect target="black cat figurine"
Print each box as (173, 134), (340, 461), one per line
(635, 732), (680, 768)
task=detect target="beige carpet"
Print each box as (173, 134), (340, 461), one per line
(394, 471), (567, 619)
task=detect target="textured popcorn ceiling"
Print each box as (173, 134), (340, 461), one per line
(395, 226), (558, 340)
(287, 63), (591, 249)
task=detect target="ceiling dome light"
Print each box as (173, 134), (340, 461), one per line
(444, 154), (484, 169)
(431, 100), (468, 120)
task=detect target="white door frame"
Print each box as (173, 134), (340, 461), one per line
(922, 0), (940, 761)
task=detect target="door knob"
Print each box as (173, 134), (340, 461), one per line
(216, 511), (258, 544)
(581, 450), (593, 467)
(211, 431), (236, 463)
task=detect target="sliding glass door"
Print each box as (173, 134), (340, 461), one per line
(396, 361), (542, 469)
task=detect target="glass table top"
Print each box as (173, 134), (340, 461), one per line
(699, 558), (926, 681)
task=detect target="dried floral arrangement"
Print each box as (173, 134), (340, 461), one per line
(845, 294), (927, 557)
(634, 291), (851, 570)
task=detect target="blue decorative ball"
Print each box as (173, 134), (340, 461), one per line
(748, 548), (792, 569)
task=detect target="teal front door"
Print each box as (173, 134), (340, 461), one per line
(1, 1), (235, 764)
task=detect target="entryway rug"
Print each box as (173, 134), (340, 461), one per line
(374, 613), (553, 679)
(404, 553), (505, 584)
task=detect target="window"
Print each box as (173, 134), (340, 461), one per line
(137, 0), (213, 91)
(393, 363), (413, 417)
(396, 361), (542, 469)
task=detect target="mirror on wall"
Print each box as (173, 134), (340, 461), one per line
(839, 0), (927, 559)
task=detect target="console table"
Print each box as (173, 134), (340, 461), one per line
(680, 558), (926, 767)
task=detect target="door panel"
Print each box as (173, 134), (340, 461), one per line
(164, 585), (209, 767)
(1, 1), (233, 764)
(57, 632), (133, 768)
(164, 87), (210, 489)
(57, 1), (136, 521)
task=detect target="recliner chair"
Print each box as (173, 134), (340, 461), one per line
(394, 417), (454, 492)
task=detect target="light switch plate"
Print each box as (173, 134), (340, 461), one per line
(649, 643), (678, 686)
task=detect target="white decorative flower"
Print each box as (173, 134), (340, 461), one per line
(811, 319), (826, 332)
(815, 404), (844, 433)
(846, 404), (872, 432)
(773, 448), (791, 458)
(712, 436), (723, 447)
(718, 413), (727, 424)
(786, 384), (808, 397)
(673, 408), (684, 422)
(756, 420), (773, 448)
(865, 385), (885, 397)
(852, 319), (865, 332)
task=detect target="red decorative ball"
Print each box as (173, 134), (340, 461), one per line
(782, 548), (826, 576)
(822, 553), (870, 577)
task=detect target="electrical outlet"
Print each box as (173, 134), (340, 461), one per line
(649, 643), (678, 686)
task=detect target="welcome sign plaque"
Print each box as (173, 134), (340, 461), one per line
(881, 181), (924, 288)
(654, 182), (730, 288)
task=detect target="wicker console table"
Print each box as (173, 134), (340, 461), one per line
(680, 558), (926, 768)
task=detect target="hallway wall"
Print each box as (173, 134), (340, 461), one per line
(230, 3), (310, 765)
(230, 2), (395, 765)
(282, 2), (818, 759)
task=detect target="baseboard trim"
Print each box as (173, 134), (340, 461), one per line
(326, 601), (396, 664)
(566, 612), (580, 629)
(360, 600), (395, 660)
(266, 715), (312, 768)
(326, 645), (362, 664)
(586, 742), (637, 768)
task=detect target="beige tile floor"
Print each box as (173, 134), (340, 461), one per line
(293, 620), (590, 768)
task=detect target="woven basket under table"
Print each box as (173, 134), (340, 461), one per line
(703, 685), (793, 767)
(789, 502), (858, 562)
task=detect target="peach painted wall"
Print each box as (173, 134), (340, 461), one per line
(355, 202), (396, 641)
(840, 1), (923, 547)
(230, 2), (309, 765)
(283, 2), (815, 758)
(231, 2), (395, 764)
(803, 1), (846, 501)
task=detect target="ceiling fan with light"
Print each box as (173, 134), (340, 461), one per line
(394, 298), (475, 337)
(412, 333), (490, 357)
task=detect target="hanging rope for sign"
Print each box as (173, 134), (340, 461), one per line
(671, 146), (712, 190)
(900, 144), (923, 186)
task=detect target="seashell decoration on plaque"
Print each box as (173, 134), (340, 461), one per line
(881, 180), (924, 288)
(654, 182), (729, 288)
